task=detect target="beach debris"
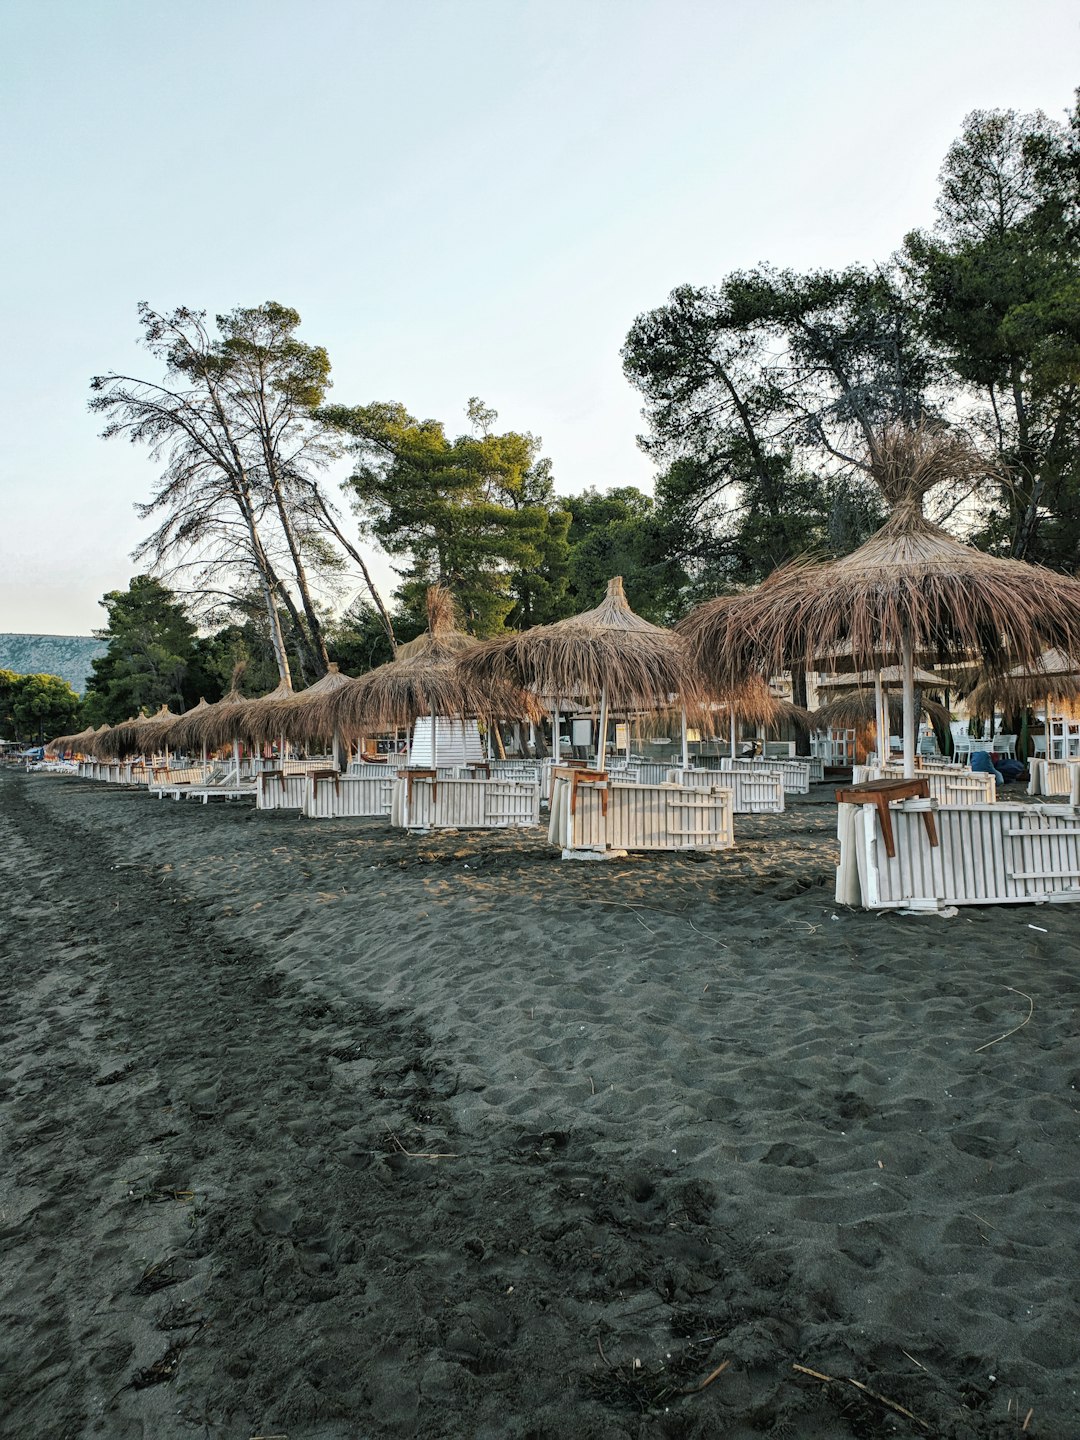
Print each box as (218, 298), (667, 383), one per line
(385, 1126), (459, 1160)
(973, 986), (1034, 1053)
(1028, 924), (1048, 932)
(682, 1359), (730, 1394)
(121, 1320), (206, 1394)
(132, 1256), (185, 1295)
(791, 1363), (928, 1430)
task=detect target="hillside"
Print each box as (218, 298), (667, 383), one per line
(0, 634), (106, 695)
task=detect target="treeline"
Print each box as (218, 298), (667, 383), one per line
(0, 671), (81, 745)
(79, 94), (1079, 725)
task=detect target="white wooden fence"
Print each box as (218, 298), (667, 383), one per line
(303, 772), (395, 819)
(1028, 758), (1080, 798)
(720, 756), (811, 795)
(391, 776), (541, 831)
(851, 764), (997, 804)
(548, 777), (734, 854)
(256, 771), (311, 810)
(666, 767), (784, 814)
(837, 798), (1080, 909)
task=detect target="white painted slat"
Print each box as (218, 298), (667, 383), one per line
(548, 778), (734, 853)
(720, 757), (810, 794)
(256, 773), (310, 810)
(666, 767), (784, 814)
(848, 800), (1080, 908)
(390, 777), (540, 831)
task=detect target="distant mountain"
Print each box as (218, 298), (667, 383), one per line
(0, 634), (106, 695)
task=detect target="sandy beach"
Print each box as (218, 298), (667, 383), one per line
(1, 769), (1078, 1438)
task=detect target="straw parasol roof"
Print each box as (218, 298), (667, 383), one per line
(168, 683), (249, 753)
(680, 425), (1080, 777)
(965, 650), (1080, 720)
(308, 587), (541, 739)
(49, 723), (98, 753)
(458, 575), (705, 713)
(82, 723), (114, 757)
(813, 690), (953, 734)
(97, 704), (181, 758)
(682, 426), (1080, 684)
(267, 663), (355, 746)
(225, 679), (296, 747)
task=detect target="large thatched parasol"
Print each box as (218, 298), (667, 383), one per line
(82, 723), (114, 757)
(308, 588), (540, 759)
(680, 424), (1080, 777)
(49, 723), (98, 755)
(226, 680), (296, 749)
(267, 664), (357, 764)
(168, 684), (248, 756)
(458, 576), (707, 770)
(96, 705), (180, 759)
(813, 689), (952, 737)
(965, 649), (1080, 722)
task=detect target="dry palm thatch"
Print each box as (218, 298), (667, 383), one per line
(81, 724), (114, 757)
(308, 587), (542, 739)
(458, 576), (705, 712)
(168, 684), (249, 754)
(813, 690), (952, 735)
(965, 650), (1080, 721)
(49, 723), (97, 753)
(679, 424), (1080, 687)
(97, 705), (181, 758)
(262, 663), (355, 747)
(224, 680), (296, 747)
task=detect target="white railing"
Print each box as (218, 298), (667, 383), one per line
(720, 756), (811, 794)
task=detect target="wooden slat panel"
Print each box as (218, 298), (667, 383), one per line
(857, 800), (1080, 908)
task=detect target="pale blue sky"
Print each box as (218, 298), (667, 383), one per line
(1, 0), (1077, 634)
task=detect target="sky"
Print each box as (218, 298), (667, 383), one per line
(1, 0), (1077, 636)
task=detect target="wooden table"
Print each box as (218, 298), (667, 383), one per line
(834, 777), (939, 859)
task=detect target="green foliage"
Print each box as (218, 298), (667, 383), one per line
(902, 98), (1080, 565)
(0, 669), (19, 740)
(82, 576), (202, 725)
(562, 487), (688, 622)
(0, 672), (81, 743)
(622, 268), (911, 589)
(320, 398), (570, 634)
(326, 600), (425, 675)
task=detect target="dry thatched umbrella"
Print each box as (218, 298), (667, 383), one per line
(226, 680), (295, 752)
(309, 588), (539, 765)
(49, 723), (98, 756)
(458, 576), (707, 770)
(813, 690), (953, 760)
(269, 664), (357, 764)
(965, 649), (1080, 721)
(168, 683), (250, 767)
(82, 723), (114, 758)
(97, 704), (181, 759)
(679, 423), (1080, 777)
